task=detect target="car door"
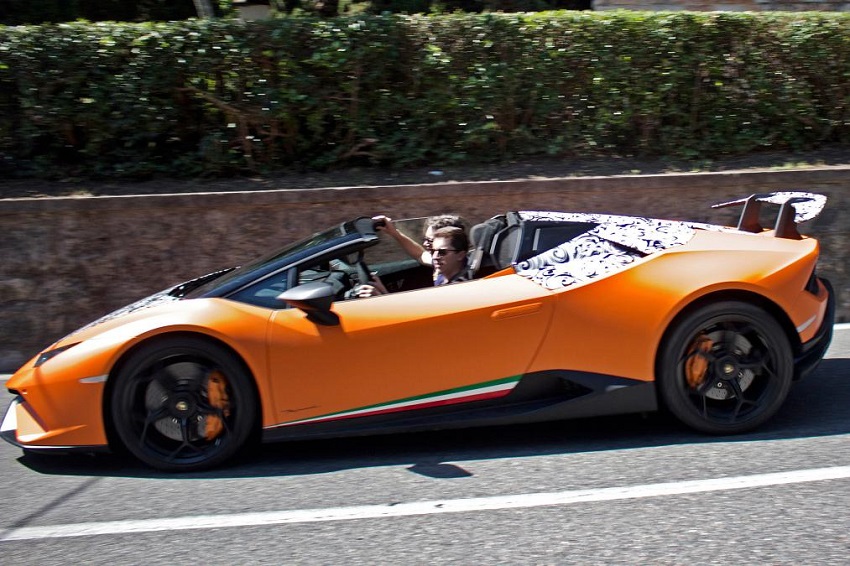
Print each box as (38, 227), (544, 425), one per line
(265, 274), (555, 428)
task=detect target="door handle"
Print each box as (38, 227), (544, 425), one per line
(491, 303), (543, 320)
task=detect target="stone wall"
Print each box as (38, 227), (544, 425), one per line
(1, 168), (848, 371)
(594, 0), (850, 10)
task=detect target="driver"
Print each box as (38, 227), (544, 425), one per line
(431, 226), (470, 285)
(350, 226), (470, 298)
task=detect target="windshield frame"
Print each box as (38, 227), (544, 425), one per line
(183, 217), (379, 300)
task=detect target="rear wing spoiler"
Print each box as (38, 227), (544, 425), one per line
(711, 191), (827, 239)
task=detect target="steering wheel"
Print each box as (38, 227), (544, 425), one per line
(355, 253), (372, 286)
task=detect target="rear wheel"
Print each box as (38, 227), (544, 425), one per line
(111, 337), (257, 472)
(658, 301), (793, 434)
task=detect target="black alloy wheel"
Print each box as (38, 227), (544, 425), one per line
(658, 301), (793, 435)
(111, 337), (257, 472)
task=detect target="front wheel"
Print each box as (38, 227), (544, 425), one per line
(658, 301), (793, 435)
(110, 337), (257, 472)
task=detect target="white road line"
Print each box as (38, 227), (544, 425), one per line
(2, 466), (850, 542)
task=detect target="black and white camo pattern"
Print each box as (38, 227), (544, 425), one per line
(516, 233), (638, 289)
(69, 290), (180, 338)
(515, 212), (696, 289)
(513, 191), (828, 290)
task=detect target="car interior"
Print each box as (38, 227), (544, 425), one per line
(230, 213), (604, 308)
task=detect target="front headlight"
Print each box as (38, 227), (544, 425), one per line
(34, 342), (80, 367)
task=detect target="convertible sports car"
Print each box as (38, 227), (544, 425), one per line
(2, 192), (835, 471)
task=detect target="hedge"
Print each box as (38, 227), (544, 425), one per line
(0, 11), (848, 179)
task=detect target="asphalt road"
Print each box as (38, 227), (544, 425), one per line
(1, 327), (848, 564)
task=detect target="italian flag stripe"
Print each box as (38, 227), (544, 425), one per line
(277, 375), (521, 428)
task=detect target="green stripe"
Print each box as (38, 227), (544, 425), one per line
(315, 374), (522, 421)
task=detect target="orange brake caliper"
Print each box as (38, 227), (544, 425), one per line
(204, 370), (231, 440)
(685, 334), (713, 389)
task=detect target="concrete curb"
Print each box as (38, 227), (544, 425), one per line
(2, 166), (849, 213)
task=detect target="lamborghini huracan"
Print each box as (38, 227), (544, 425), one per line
(1, 191), (835, 471)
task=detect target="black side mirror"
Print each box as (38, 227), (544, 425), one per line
(277, 282), (340, 326)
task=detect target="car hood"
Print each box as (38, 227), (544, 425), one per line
(61, 288), (181, 343)
(52, 268), (241, 348)
(44, 279), (232, 353)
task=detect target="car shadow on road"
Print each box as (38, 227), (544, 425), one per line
(16, 358), (850, 480)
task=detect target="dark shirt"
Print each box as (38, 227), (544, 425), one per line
(434, 261), (470, 286)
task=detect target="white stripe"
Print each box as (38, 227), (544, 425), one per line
(796, 314), (817, 334)
(3, 465), (849, 542)
(0, 399), (17, 433)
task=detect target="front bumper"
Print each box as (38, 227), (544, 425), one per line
(794, 277), (835, 381)
(1, 396), (107, 453)
(0, 397), (21, 448)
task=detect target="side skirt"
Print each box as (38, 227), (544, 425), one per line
(261, 370), (658, 443)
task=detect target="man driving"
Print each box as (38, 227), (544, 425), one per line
(351, 225), (470, 298)
(430, 226), (469, 286)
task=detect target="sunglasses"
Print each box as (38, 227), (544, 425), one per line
(432, 248), (459, 257)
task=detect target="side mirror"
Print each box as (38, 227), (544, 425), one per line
(277, 282), (340, 326)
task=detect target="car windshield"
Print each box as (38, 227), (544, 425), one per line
(182, 221), (359, 299)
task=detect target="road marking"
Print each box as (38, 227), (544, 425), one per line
(2, 465), (850, 542)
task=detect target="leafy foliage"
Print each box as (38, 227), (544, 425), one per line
(0, 11), (847, 178)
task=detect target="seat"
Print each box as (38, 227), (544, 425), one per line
(490, 224), (522, 270)
(466, 217), (506, 278)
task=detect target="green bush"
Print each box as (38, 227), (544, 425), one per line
(0, 11), (847, 178)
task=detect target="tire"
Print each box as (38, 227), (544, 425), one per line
(110, 336), (257, 472)
(658, 301), (793, 435)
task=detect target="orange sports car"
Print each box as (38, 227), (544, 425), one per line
(2, 192), (835, 471)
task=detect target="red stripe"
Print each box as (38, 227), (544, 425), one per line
(313, 388), (511, 425)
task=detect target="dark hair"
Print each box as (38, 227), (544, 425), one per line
(427, 214), (466, 232)
(431, 226), (469, 252)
